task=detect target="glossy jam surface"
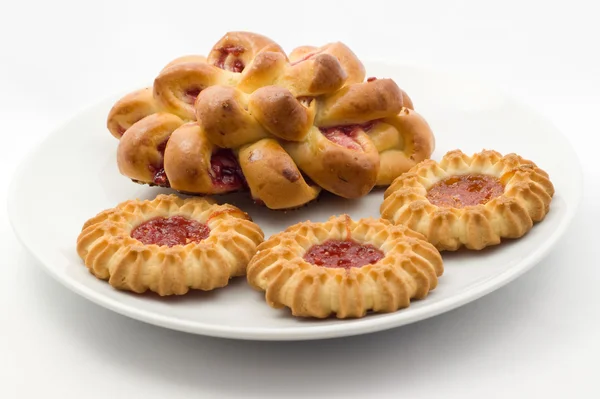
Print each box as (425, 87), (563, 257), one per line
(131, 216), (210, 247)
(183, 87), (202, 104)
(319, 122), (375, 151)
(303, 239), (384, 269)
(210, 149), (245, 189)
(214, 45), (245, 72)
(149, 137), (171, 187)
(427, 174), (504, 208)
(152, 169), (169, 187)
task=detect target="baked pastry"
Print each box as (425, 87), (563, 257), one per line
(380, 150), (555, 251)
(76, 194), (264, 296)
(246, 215), (443, 318)
(107, 31), (435, 209)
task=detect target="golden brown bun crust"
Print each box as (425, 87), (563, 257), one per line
(194, 85), (268, 148)
(288, 45), (316, 62)
(207, 31), (286, 72)
(284, 127), (380, 198)
(247, 86), (315, 141)
(281, 53), (347, 96)
(107, 88), (158, 139)
(238, 51), (347, 96)
(316, 79), (404, 126)
(247, 215), (443, 318)
(161, 55), (208, 71)
(374, 108), (436, 185)
(153, 62), (229, 120)
(236, 51), (288, 93)
(289, 42), (365, 85)
(401, 89), (414, 110)
(163, 122), (219, 194)
(117, 113), (183, 184)
(238, 139), (321, 209)
(380, 150), (555, 251)
(76, 194), (264, 296)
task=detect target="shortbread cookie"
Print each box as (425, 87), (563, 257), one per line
(247, 215), (443, 318)
(76, 194), (264, 296)
(380, 150), (555, 251)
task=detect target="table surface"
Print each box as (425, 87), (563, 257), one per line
(1, 1), (598, 398)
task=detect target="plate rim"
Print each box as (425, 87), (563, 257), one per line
(7, 62), (584, 341)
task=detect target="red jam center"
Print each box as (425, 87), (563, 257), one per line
(148, 137), (171, 187)
(183, 87), (202, 104)
(131, 216), (210, 247)
(303, 239), (384, 269)
(427, 174), (504, 208)
(210, 149), (245, 189)
(152, 169), (169, 187)
(214, 45), (245, 73)
(319, 121), (375, 151)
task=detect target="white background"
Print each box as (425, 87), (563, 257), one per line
(1, 0), (598, 398)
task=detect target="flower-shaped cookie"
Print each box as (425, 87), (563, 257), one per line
(76, 194), (264, 296)
(247, 215), (443, 318)
(380, 150), (555, 251)
(107, 31), (435, 210)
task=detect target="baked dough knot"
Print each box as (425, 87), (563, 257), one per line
(380, 149), (555, 251)
(76, 194), (264, 296)
(246, 215), (443, 318)
(107, 31), (435, 210)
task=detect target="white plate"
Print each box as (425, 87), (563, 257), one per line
(8, 63), (582, 341)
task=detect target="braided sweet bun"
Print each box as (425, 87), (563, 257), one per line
(106, 88), (158, 139)
(238, 139), (321, 209)
(237, 50), (347, 96)
(283, 125), (380, 198)
(288, 42), (365, 85)
(247, 86), (316, 142)
(163, 122), (243, 195)
(107, 31), (435, 209)
(373, 107), (436, 186)
(194, 85), (269, 148)
(315, 78), (403, 126)
(116, 113), (183, 186)
(206, 31), (286, 73)
(153, 62), (228, 120)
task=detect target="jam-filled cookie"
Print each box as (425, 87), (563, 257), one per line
(76, 194), (264, 296)
(380, 150), (555, 251)
(246, 215), (443, 318)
